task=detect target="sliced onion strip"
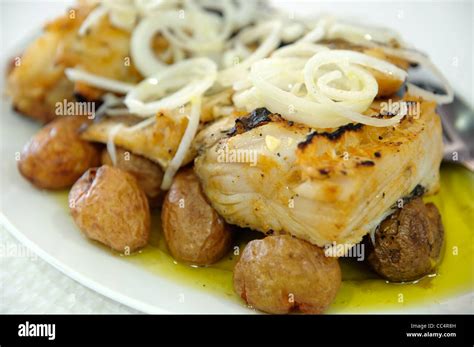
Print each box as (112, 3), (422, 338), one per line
(78, 5), (108, 36)
(106, 124), (124, 166)
(381, 48), (454, 105)
(161, 97), (202, 190)
(65, 68), (135, 94)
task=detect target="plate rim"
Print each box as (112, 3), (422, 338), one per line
(0, 212), (170, 314)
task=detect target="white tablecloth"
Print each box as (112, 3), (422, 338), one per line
(0, 225), (136, 313)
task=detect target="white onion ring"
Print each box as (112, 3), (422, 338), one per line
(175, 0), (234, 45)
(304, 50), (406, 111)
(124, 58), (217, 116)
(131, 6), (233, 77)
(218, 20), (282, 87)
(249, 58), (350, 128)
(246, 49), (408, 128)
(304, 50), (407, 82)
(130, 11), (175, 77)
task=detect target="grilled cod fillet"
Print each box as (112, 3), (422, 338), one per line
(80, 114), (190, 169)
(194, 97), (443, 247)
(80, 94), (236, 168)
(6, 2), (147, 123)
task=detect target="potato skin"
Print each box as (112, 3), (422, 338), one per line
(161, 168), (232, 265)
(101, 148), (163, 206)
(366, 198), (444, 282)
(69, 165), (150, 252)
(18, 116), (100, 189)
(233, 235), (341, 314)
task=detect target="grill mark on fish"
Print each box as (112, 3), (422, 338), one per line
(195, 97), (442, 248)
(298, 123), (364, 149)
(390, 184), (427, 211)
(228, 108), (272, 136)
(227, 108), (300, 137)
(410, 184), (426, 199)
(357, 160), (375, 167)
(319, 168), (330, 175)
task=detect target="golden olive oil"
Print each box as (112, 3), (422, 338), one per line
(57, 164), (473, 312)
(331, 164), (474, 312)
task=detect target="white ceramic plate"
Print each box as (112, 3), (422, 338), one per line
(0, 5), (472, 313)
(0, 108), (246, 315)
(2, 62), (472, 315)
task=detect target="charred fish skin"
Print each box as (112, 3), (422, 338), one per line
(195, 97), (443, 247)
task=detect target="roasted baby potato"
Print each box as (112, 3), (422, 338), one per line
(233, 235), (341, 314)
(366, 197), (444, 282)
(161, 168), (232, 265)
(69, 165), (150, 253)
(18, 116), (101, 190)
(101, 147), (164, 206)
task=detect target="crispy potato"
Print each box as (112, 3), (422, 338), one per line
(366, 198), (444, 282)
(233, 235), (341, 314)
(161, 168), (232, 265)
(101, 147), (163, 206)
(69, 165), (150, 252)
(18, 116), (101, 190)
